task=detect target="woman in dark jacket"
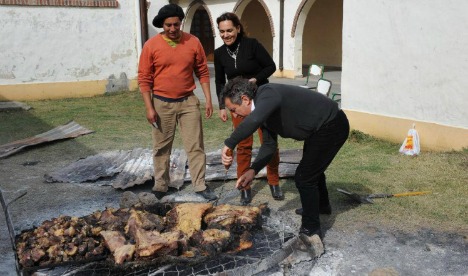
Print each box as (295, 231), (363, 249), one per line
(214, 12), (282, 205)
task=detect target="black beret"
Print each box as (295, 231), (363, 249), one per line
(153, 4), (185, 28)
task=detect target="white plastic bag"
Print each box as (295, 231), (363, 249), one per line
(399, 124), (420, 156)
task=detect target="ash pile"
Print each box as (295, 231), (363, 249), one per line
(15, 197), (309, 276)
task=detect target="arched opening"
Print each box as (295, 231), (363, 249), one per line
(301, 0), (343, 74)
(238, 0), (274, 56)
(189, 6), (215, 62)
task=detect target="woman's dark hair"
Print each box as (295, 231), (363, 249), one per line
(221, 77), (257, 105)
(216, 12), (245, 37)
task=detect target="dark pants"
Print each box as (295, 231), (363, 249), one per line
(294, 110), (350, 231)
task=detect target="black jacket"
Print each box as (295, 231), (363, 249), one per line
(214, 36), (276, 108)
(224, 83), (339, 173)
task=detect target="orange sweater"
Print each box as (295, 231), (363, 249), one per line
(138, 32), (210, 99)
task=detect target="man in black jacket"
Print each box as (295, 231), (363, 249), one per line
(221, 77), (349, 239)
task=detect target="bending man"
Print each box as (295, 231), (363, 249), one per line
(221, 77), (349, 238)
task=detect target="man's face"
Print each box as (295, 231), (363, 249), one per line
(162, 17), (182, 40)
(225, 96), (252, 118)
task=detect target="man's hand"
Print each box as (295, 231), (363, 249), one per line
(218, 109), (228, 122)
(146, 108), (158, 126)
(200, 82), (213, 119)
(236, 169), (255, 190)
(248, 78), (257, 84)
(221, 146), (233, 167)
(141, 91), (158, 126)
(205, 102), (213, 119)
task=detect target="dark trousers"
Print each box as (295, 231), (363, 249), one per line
(294, 110), (350, 231)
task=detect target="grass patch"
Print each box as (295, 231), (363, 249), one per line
(1, 91), (467, 233)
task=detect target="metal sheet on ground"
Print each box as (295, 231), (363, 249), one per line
(0, 121), (93, 158)
(44, 149), (302, 189)
(168, 149), (187, 190)
(112, 148), (154, 189)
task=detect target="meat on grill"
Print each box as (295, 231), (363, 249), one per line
(125, 209), (164, 240)
(134, 228), (186, 257)
(166, 202), (213, 238)
(203, 204), (262, 233)
(100, 230), (135, 264)
(235, 231), (253, 251)
(92, 208), (131, 232)
(191, 228), (232, 256)
(16, 203), (265, 269)
(16, 215), (106, 267)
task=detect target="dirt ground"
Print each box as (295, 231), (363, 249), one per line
(0, 139), (466, 276)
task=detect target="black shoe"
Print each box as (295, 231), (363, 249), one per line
(196, 187), (218, 201)
(299, 226), (323, 239)
(295, 205), (332, 216)
(152, 187), (178, 200)
(240, 189), (252, 205)
(269, 185), (284, 200)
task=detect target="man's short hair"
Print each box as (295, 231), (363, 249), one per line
(221, 77), (257, 105)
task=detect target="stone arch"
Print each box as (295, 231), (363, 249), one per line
(184, 0), (216, 37)
(184, 1), (216, 61)
(291, 0), (343, 75)
(291, 0), (313, 38)
(233, 0), (275, 37)
(291, 0), (316, 75)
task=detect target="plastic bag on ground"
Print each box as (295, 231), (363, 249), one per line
(399, 124), (420, 156)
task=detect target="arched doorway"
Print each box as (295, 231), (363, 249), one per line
(190, 6), (215, 62)
(237, 0), (274, 56)
(301, 0), (343, 74)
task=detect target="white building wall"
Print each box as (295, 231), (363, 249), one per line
(0, 3), (140, 85)
(342, 0), (468, 129)
(285, 0), (301, 76)
(147, 0), (165, 38)
(147, 0), (302, 76)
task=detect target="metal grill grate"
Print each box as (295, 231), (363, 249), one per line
(31, 218), (297, 276)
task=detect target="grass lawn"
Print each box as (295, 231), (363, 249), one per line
(1, 91), (467, 233)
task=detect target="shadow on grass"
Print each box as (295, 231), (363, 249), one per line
(273, 180), (373, 236)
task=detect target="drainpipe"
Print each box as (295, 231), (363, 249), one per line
(279, 0), (284, 71)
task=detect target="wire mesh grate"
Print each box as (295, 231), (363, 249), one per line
(31, 218), (297, 276)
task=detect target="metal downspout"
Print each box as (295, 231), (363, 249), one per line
(279, 0), (284, 71)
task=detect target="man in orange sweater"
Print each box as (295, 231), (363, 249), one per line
(138, 3), (216, 200)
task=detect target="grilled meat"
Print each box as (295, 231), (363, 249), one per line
(203, 204), (262, 233)
(191, 229), (232, 256)
(166, 202), (213, 238)
(134, 228), (186, 257)
(100, 230), (135, 264)
(16, 203), (265, 269)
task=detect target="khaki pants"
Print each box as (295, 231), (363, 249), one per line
(152, 94), (206, 192)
